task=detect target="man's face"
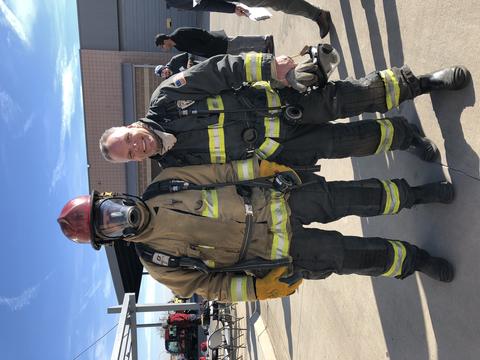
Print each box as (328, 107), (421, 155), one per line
(161, 67), (173, 79)
(161, 39), (175, 50)
(106, 126), (160, 162)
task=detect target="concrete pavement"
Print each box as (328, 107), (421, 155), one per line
(211, 1), (480, 359)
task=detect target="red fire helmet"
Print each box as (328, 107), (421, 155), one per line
(57, 191), (100, 250)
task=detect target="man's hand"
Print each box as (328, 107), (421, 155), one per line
(285, 58), (319, 92)
(274, 55), (296, 86)
(255, 267), (302, 300)
(235, 5), (249, 17)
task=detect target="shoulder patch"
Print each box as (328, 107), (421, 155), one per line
(177, 100), (195, 110)
(171, 72), (186, 88)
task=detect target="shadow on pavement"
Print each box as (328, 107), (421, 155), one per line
(334, 1), (479, 359)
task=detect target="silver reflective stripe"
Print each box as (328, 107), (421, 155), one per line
(381, 180), (400, 215)
(383, 240), (407, 277)
(253, 81), (281, 138)
(375, 119), (394, 154)
(230, 276), (248, 301)
(245, 53), (263, 82)
(270, 191), (290, 259)
(255, 138), (281, 159)
(207, 96), (226, 163)
(236, 159), (255, 181)
(201, 190), (219, 218)
(380, 69), (400, 110)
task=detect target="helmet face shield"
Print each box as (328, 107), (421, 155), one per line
(93, 195), (150, 241)
(59, 191), (151, 249)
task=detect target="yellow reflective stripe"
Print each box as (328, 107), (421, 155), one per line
(230, 276), (248, 301)
(380, 69), (400, 110)
(245, 53), (263, 82)
(255, 138), (281, 159)
(236, 159), (255, 181)
(375, 119), (395, 154)
(381, 180), (400, 215)
(207, 96), (226, 163)
(269, 191), (290, 259)
(252, 81), (281, 138)
(204, 260), (215, 268)
(383, 240), (407, 277)
(201, 190), (219, 218)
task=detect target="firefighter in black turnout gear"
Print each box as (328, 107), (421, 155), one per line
(99, 51), (470, 168)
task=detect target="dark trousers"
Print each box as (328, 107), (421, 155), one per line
(275, 116), (415, 166)
(287, 178), (420, 280)
(273, 66), (422, 166)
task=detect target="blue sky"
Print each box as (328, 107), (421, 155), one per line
(0, 1), (171, 359)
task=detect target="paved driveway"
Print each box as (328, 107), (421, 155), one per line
(212, 1), (480, 359)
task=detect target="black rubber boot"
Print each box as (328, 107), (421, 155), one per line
(315, 10), (332, 39)
(409, 124), (439, 162)
(265, 35), (275, 54)
(412, 182), (455, 205)
(419, 66), (470, 94)
(415, 250), (454, 282)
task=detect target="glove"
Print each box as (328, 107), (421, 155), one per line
(255, 267), (303, 300)
(285, 58), (319, 92)
(259, 160), (295, 177)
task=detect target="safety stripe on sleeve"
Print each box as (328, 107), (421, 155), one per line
(269, 191), (290, 260)
(375, 119), (395, 154)
(236, 159), (256, 181)
(379, 69), (400, 110)
(382, 240), (407, 277)
(230, 276), (248, 302)
(253, 81), (282, 138)
(245, 53), (263, 82)
(201, 190), (219, 218)
(255, 138), (281, 160)
(207, 96), (226, 163)
(381, 180), (401, 215)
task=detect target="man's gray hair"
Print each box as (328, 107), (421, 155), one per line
(99, 126), (126, 163)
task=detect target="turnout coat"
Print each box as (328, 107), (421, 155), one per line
(142, 52), (305, 168)
(129, 159), (292, 302)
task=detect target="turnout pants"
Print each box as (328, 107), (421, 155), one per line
(287, 178), (421, 280)
(276, 116), (415, 166)
(290, 65), (422, 123)
(273, 65), (423, 166)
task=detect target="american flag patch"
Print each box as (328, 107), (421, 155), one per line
(172, 73), (186, 87)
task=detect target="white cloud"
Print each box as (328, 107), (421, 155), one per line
(0, 89), (18, 125)
(0, 285), (39, 311)
(0, 272), (52, 311)
(0, 88), (35, 137)
(103, 272), (113, 299)
(50, 47), (79, 192)
(0, 0), (37, 47)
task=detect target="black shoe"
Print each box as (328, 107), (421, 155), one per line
(417, 255), (454, 282)
(419, 65), (470, 94)
(412, 181), (455, 205)
(265, 35), (275, 54)
(314, 10), (331, 39)
(409, 124), (439, 162)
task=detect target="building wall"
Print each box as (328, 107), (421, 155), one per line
(118, 0), (200, 52)
(80, 49), (169, 193)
